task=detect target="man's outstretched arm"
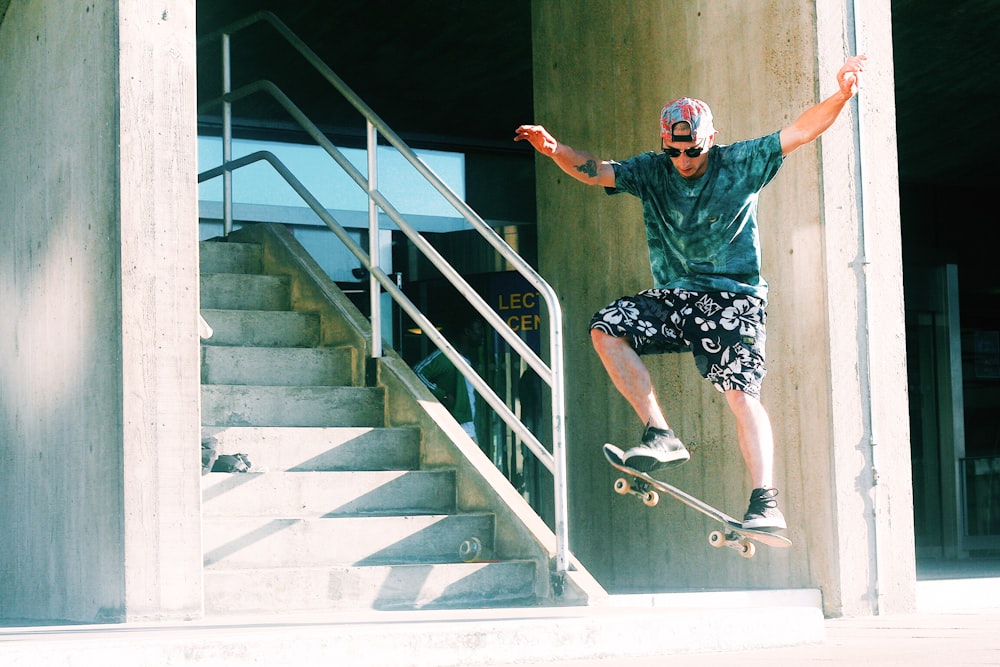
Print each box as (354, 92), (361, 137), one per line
(780, 55), (867, 156)
(514, 124), (617, 188)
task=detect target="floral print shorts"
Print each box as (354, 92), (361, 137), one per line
(589, 288), (767, 398)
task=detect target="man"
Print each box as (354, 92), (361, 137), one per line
(514, 55), (866, 530)
(414, 318), (486, 444)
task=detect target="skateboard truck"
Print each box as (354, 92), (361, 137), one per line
(613, 476), (660, 507)
(707, 528), (757, 558)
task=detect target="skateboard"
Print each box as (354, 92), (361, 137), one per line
(603, 443), (791, 558)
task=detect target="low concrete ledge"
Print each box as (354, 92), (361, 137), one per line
(0, 590), (825, 666)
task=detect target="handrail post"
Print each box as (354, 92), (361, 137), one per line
(222, 33), (233, 237)
(549, 315), (570, 573)
(367, 120), (382, 359)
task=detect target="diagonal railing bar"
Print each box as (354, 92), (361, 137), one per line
(198, 80), (555, 389)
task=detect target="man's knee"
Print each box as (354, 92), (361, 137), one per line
(725, 389), (766, 417)
(590, 327), (608, 349)
(591, 327), (627, 355)
(725, 388), (756, 409)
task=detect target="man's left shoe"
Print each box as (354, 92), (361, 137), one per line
(622, 424), (690, 472)
(742, 487), (787, 530)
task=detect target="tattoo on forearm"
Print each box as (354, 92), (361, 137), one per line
(574, 160), (598, 178)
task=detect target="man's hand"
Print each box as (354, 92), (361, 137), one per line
(514, 124), (559, 155)
(837, 55), (867, 99)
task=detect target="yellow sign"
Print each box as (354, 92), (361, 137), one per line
(497, 291), (541, 331)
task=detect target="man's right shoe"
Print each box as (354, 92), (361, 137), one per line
(742, 487), (787, 531)
(622, 424), (690, 473)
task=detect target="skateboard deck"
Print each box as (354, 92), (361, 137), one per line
(603, 443), (791, 558)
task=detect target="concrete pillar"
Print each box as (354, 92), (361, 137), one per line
(531, 0), (914, 615)
(815, 0), (916, 615)
(0, 0), (202, 622)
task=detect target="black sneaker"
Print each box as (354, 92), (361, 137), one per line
(742, 487), (787, 530)
(622, 424), (690, 472)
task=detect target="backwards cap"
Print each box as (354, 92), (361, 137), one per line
(660, 97), (715, 143)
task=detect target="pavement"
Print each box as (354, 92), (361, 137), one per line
(518, 611), (1000, 666)
(1, 561), (998, 666)
(4, 608), (1000, 667)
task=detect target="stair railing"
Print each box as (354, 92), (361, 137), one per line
(197, 11), (571, 576)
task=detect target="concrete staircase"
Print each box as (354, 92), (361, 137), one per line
(198, 223), (603, 614)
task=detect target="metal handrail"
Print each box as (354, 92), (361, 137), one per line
(198, 151), (549, 471)
(197, 12), (571, 574)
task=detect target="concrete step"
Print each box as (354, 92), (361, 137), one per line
(200, 309), (321, 348)
(202, 471), (457, 517)
(203, 514), (496, 567)
(203, 561), (538, 613)
(201, 385), (385, 427)
(201, 426), (421, 471)
(194, 230), (539, 617)
(199, 240), (264, 274)
(201, 273), (291, 311)
(201, 346), (354, 386)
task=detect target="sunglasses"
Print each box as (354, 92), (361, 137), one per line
(661, 145), (706, 158)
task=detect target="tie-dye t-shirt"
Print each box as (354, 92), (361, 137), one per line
(606, 131), (784, 302)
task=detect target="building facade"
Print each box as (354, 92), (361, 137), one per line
(0, 0), (920, 622)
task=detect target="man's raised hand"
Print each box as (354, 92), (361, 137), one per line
(514, 124), (558, 155)
(838, 55), (867, 98)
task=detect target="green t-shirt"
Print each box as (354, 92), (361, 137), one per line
(606, 131), (784, 301)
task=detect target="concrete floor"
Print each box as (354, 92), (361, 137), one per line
(1, 558), (998, 666)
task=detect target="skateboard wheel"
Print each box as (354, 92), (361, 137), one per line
(459, 537), (482, 562)
(613, 478), (630, 495)
(740, 541), (757, 559)
(642, 490), (659, 507)
(708, 530), (726, 548)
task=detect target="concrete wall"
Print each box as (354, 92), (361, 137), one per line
(531, 0), (914, 616)
(0, 0), (202, 622)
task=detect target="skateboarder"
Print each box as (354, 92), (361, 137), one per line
(515, 55), (867, 530)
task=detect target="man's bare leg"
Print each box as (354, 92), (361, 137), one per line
(590, 329), (667, 429)
(591, 329), (689, 470)
(726, 389), (785, 529)
(724, 389), (774, 489)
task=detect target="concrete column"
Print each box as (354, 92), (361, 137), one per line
(117, 0), (202, 621)
(0, 0), (201, 622)
(816, 0), (916, 615)
(531, 0), (913, 615)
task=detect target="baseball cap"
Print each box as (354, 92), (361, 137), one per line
(660, 97), (715, 143)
